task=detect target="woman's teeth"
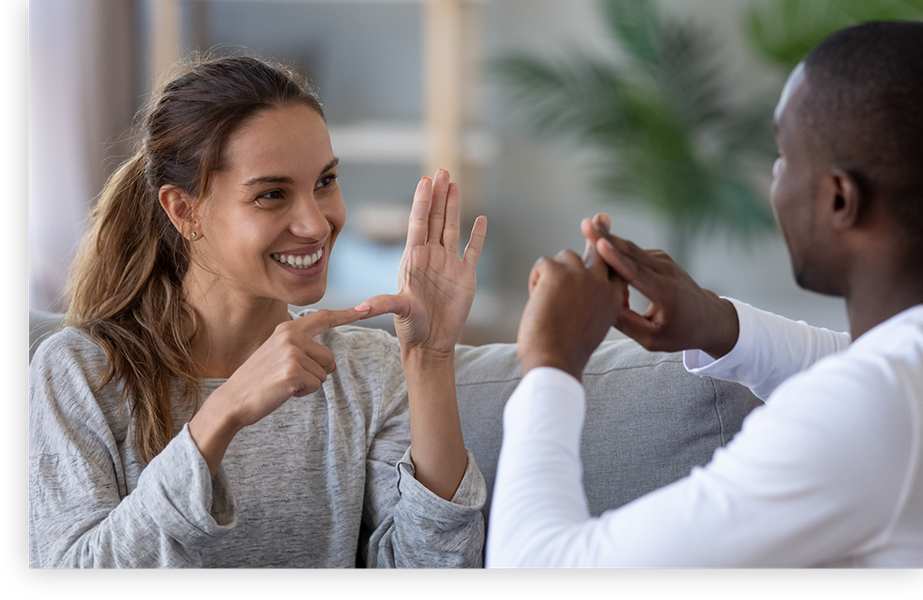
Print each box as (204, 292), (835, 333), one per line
(272, 248), (323, 270)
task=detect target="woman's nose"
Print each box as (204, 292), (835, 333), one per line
(289, 196), (328, 239)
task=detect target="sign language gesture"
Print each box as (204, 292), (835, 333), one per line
(582, 213), (739, 358)
(364, 169), (487, 356)
(189, 306), (371, 476)
(361, 169), (487, 500)
(517, 242), (627, 381)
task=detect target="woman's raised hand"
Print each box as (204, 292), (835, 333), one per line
(364, 169), (487, 356)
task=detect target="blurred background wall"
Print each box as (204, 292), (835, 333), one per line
(32, 0), (914, 344)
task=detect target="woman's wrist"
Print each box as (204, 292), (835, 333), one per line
(188, 388), (245, 477)
(401, 344), (455, 371)
(400, 344), (467, 500)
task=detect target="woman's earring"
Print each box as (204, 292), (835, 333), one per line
(190, 231), (197, 239)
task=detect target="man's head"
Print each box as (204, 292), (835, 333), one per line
(769, 21), (923, 295)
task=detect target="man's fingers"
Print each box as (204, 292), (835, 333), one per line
(612, 307), (660, 347)
(595, 237), (640, 283)
(581, 218), (619, 278)
(553, 248), (585, 270)
(581, 214), (612, 244)
(584, 221), (673, 290)
(582, 236), (611, 275)
(581, 218), (604, 245)
(528, 255), (562, 294)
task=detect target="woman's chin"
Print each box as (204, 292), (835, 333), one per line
(284, 285), (327, 309)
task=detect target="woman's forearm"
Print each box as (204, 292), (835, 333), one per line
(188, 387), (244, 477)
(402, 347), (468, 500)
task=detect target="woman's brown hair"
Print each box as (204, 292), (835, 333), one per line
(65, 54), (325, 463)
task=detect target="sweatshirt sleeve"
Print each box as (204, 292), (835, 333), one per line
(29, 331), (237, 568)
(683, 298), (852, 400)
(358, 334), (486, 568)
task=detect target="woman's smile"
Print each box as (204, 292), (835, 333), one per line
(271, 246), (325, 271)
(183, 103), (346, 308)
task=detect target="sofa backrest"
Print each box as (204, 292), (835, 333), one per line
(454, 340), (763, 526)
(29, 309), (764, 527)
(29, 309), (65, 363)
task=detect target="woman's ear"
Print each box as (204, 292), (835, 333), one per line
(159, 185), (199, 240)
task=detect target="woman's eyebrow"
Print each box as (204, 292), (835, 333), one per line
(240, 175), (293, 188)
(240, 158), (340, 188)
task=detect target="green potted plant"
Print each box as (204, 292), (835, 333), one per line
(744, 0), (923, 69)
(492, 0), (778, 267)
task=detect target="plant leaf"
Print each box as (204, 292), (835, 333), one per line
(743, 0), (923, 68)
(490, 0), (778, 249)
(598, 0), (662, 68)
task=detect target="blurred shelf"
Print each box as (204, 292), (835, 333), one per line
(328, 121), (498, 165)
(151, 0), (489, 180)
(182, 0), (491, 5)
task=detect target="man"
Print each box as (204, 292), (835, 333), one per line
(486, 21), (923, 567)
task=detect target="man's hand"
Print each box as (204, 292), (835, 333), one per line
(582, 214), (739, 358)
(517, 242), (627, 381)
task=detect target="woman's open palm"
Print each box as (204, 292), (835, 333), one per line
(364, 169), (487, 355)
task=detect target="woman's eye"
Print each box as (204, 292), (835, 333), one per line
(258, 190), (284, 202)
(316, 174), (338, 190)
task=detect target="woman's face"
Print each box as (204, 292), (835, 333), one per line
(191, 103), (346, 307)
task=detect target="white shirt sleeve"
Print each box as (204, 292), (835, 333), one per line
(486, 358), (916, 567)
(683, 298), (851, 400)
(485, 368), (591, 567)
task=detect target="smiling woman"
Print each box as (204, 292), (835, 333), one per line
(160, 105), (346, 322)
(29, 55), (488, 568)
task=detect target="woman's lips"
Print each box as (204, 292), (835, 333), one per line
(271, 247), (324, 270)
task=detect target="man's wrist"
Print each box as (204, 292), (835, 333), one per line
(701, 296), (740, 360)
(519, 351), (583, 382)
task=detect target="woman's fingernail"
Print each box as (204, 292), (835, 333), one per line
(354, 304), (371, 312)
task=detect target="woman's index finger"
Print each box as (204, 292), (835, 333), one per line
(295, 306), (371, 338)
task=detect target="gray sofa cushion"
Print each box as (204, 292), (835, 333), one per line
(454, 340), (763, 525)
(29, 309), (65, 363)
(29, 309), (763, 527)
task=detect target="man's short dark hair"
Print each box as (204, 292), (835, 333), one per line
(801, 21), (923, 241)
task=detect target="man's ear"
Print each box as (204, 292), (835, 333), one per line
(159, 185), (198, 239)
(828, 167), (863, 230)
